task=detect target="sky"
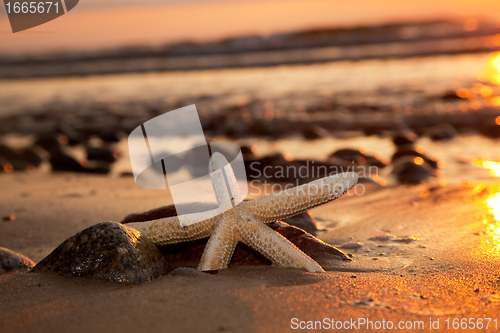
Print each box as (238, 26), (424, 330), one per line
(1, 0), (500, 55)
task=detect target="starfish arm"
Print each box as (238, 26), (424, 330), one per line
(126, 214), (220, 245)
(237, 218), (324, 273)
(242, 172), (358, 223)
(198, 216), (240, 271)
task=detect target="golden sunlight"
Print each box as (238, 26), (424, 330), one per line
(471, 158), (500, 177)
(481, 52), (500, 85)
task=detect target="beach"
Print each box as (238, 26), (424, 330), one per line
(2, 6), (500, 331)
(1, 172), (500, 332)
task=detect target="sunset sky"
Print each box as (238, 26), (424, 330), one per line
(1, 0), (500, 55)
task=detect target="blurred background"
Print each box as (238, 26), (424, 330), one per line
(2, 0), (500, 187)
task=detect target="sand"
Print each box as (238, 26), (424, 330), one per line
(1, 173), (499, 332)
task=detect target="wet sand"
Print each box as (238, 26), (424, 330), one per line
(1, 173), (499, 332)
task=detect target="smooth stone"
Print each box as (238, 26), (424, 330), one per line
(392, 131), (417, 146)
(15, 148), (43, 167)
(283, 211), (319, 235)
(32, 222), (170, 283)
(0, 145), (41, 170)
(0, 247), (35, 273)
(86, 147), (117, 163)
(49, 150), (85, 172)
(34, 135), (61, 152)
(478, 119), (500, 138)
(392, 158), (435, 184)
(391, 150), (440, 169)
(167, 267), (208, 277)
(427, 123), (457, 141)
(302, 125), (330, 140)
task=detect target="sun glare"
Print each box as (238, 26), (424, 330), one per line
(482, 52), (500, 85)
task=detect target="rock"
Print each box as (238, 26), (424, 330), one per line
(393, 131), (417, 146)
(58, 123), (85, 146)
(34, 135), (61, 152)
(427, 123), (457, 141)
(478, 118), (500, 138)
(239, 145), (257, 158)
(270, 221), (351, 263)
(0, 145), (41, 170)
(167, 267), (207, 276)
(86, 147), (117, 163)
(15, 148), (43, 167)
(392, 150), (440, 169)
(302, 125), (330, 140)
(329, 149), (366, 164)
(49, 150), (85, 172)
(339, 242), (364, 250)
(392, 158), (435, 184)
(97, 129), (122, 143)
(283, 211), (320, 235)
(32, 222), (170, 283)
(0, 247), (35, 273)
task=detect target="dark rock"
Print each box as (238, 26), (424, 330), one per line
(392, 158), (435, 184)
(14, 148), (43, 167)
(302, 125), (330, 140)
(339, 242), (364, 250)
(364, 156), (388, 169)
(86, 165), (111, 174)
(0, 145), (41, 170)
(0, 247), (35, 273)
(393, 131), (417, 146)
(270, 221), (351, 263)
(240, 145), (257, 158)
(427, 123), (457, 141)
(86, 147), (117, 163)
(329, 149), (366, 163)
(478, 118), (500, 138)
(98, 130), (122, 143)
(58, 123), (85, 146)
(0, 144), (19, 161)
(283, 211), (319, 235)
(32, 222), (170, 283)
(392, 150), (439, 169)
(0, 156), (10, 172)
(363, 124), (402, 136)
(49, 150), (85, 172)
(34, 135), (63, 152)
(167, 267), (207, 276)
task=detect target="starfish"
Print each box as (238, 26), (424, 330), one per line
(127, 153), (358, 273)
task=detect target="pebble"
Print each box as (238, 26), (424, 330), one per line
(32, 221), (170, 283)
(339, 242), (364, 250)
(427, 123), (457, 141)
(49, 150), (85, 172)
(392, 158), (435, 184)
(283, 211), (320, 235)
(86, 147), (117, 163)
(302, 125), (330, 140)
(0, 247), (35, 273)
